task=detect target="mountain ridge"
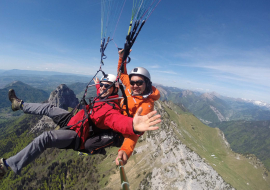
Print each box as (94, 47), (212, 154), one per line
(156, 84), (270, 124)
(155, 84), (270, 110)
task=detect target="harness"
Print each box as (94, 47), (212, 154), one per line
(60, 82), (130, 151)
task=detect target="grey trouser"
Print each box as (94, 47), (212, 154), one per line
(6, 130), (77, 174)
(6, 103), (76, 174)
(23, 102), (69, 120)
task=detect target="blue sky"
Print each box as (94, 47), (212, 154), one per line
(1, 0), (270, 103)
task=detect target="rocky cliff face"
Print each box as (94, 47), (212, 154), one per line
(30, 84), (79, 134)
(136, 101), (234, 190)
(155, 85), (168, 99)
(29, 114), (58, 135)
(48, 84), (79, 110)
(210, 105), (227, 122)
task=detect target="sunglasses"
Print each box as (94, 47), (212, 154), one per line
(100, 83), (111, 88)
(130, 80), (144, 86)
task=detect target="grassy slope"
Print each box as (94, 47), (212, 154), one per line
(164, 104), (270, 190)
(209, 120), (270, 171)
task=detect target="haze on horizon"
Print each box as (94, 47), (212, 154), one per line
(0, 0), (270, 103)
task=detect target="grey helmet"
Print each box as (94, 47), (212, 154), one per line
(129, 67), (152, 97)
(100, 74), (117, 83)
(129, 67), (151, 81)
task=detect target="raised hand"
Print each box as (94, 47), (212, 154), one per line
(118, 49), (132, 58)
(133, 107), (161, 133)
(93, 77), (100, 84)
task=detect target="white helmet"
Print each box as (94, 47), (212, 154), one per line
(100, 74), (117, 83)
(129, 67), (151, 81)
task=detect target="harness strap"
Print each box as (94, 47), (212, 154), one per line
(119, 84), (131, 117)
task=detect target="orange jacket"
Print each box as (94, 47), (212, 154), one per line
(117, 57), (160, 158)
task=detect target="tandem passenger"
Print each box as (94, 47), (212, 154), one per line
(115, 50), (161, 165)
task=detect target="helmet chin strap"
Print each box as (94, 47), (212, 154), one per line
(111, 86), (118, 96)
(131, 89), (143, 96)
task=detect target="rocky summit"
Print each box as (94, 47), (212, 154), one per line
(48, 84), (79, 110)
(30, 84), (79, 134)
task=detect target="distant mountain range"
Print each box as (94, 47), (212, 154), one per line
(156, 84), (270, 124)
(0, 69), (81, 76)
(2, 73), (269, 125)
(0, 69), (93, 94)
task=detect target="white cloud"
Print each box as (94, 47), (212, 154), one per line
(173, 45), (270, 66)
(170, 45), (270, 88)
(149, 65), (161, 68)
(155, 70), (178, 74)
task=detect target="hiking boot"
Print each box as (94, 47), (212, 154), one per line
(8, 89), (23, 111)
(0, 158), (8, 180)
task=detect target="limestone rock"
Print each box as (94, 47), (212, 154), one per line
(48, 84), (79, 110)
(30, 84), (79, 135)
(30, 115), (57, 135)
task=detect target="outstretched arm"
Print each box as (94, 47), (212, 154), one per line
(102, 107), (161, 135)
(115, 134), (139, 165)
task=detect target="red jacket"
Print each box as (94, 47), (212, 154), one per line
(67, 84), (135, 150)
